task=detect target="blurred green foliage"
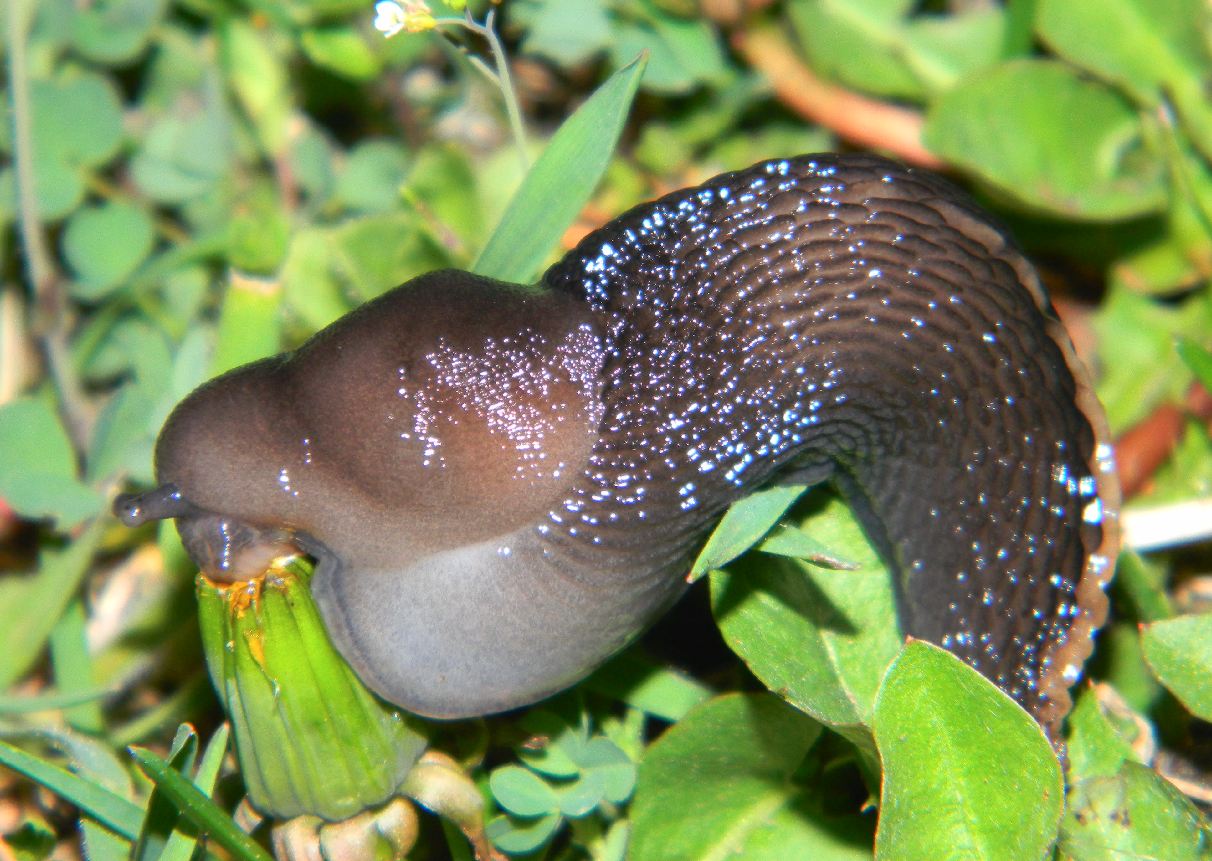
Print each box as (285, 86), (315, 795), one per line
(2, 0), (1212, 859)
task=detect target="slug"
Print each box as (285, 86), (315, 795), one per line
(115, 154), (1119, 736)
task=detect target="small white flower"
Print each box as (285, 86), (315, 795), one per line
(373, 1), (408, 37)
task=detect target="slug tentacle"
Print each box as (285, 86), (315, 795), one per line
(125, 154), (1118, 734)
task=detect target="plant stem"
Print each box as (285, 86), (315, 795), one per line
(436, 9), (530, 170)
(6, 0), (92, 449)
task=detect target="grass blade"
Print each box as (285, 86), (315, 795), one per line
(129, 745), (273, 861)
(0, 739), (143, 839)
(473, 54), (647, 284)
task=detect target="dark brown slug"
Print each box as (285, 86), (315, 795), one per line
(115, 154), (1120, 736)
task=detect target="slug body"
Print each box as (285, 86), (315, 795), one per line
(118, 155), (1119, 733)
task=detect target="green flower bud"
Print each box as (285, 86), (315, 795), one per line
(197, 559), (428, 821)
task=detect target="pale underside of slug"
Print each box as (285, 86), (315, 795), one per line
(116, 154), (1120, 737)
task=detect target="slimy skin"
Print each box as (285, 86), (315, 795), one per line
(115, 154), (1120, 736)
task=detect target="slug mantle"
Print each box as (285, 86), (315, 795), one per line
(115, 154), (1120, 737)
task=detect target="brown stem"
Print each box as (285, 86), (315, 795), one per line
(732, 27), (944, 170)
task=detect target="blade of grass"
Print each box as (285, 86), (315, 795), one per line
(156, 726), (230, 861)
(129, 745), (273, 861)
(473, 54), (647, 284)
(0, 517), (105, 688)
(134, 728), (199, 861)
(0, 687), (113, 714)
(49, 598), (104, 733)
(0, 739), (143, 839)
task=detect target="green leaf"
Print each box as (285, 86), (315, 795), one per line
(282, 227), (352, 331)
(489, 765), (560, 817)
(516, 711), (585, 779)
(473, 54), (646, 284)
(334, 139), (409, 214)
(1093, 285), (1211, 432)
(130, 96), (233, 204)
(611, 13), (727, 95)
(0, 739), (143, 840)
(62, 201), (156, 300)
(225, 184), (290, 274)
(515, 0), (612, 67)
(6, 819), (56, 861)
(789, 0), (924, 100)
(924, 60), (1166, 220)
(1176, 337), (1212, 393)
(630, 692), (848, 861)
(1036, 0), (1212, 159)
(584, 650), (712, 722)
(572, 737), (635, 804)
(23, 73), (125, 220)
(711, 492), (901, 734)
(1058, 763), (1211, 860)
(485, 812), (561, 855)
(690, 484), (808, 580)
(1140, 614), (1212, 721)
(1064, 687), (1141, 783)
(133, 726), (199, 861)
(757, 522), (857, 568)
(300, 26), (381, 81)
(872, 641), (1063, 861)
(79, 821), (130, 861)
(129, 746), (273, 861)
(331, 213), (448, 302)
(209, 272), (283, 376)
(70, 0), (167, 65)
(219, 19), (290, 156)
(0, 398), (102, 526)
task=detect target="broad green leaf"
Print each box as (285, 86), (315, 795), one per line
(789, 0), (923, 100)
(282, 228), (352, 331)
(300, 26), (380, 81)
(631, 692), (872, 861)
(0, 399), (102, 526)
(62, 201), (156, 300)
(22, 73), (125, 220)
(515, 0), (612, 67)
(872, 641), (1062, 861)
(1064, 687), (1141, 783)
(130, 97), (233, 204)
(1093, 285), (1211, 432)
(1177, 338), (1212, 393)
(209, 272), (283, 376)
(489, 766), (559, 817)
(1037, 0), (1212, 159)
(690, 483), (808, 580)
(334, 139), (409, 213)
(473, 55), (646, 283)
(0, 740), (142, 840)
(757, 522), (858, 568)
(129, 747), (273, 861)
(924, 60), (1166, 220)
(585, 650), (711, 722)
(516, 710), (584, 779)
(1140, 614), (1212, 721)
(711, 493), (900, 735)
(70, 0), (167, 64)
(331, 213), (448, 302)
(611, 14), (727, 95)
(485, 812), (561, 855)
(1058, 763), (1211, 860)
